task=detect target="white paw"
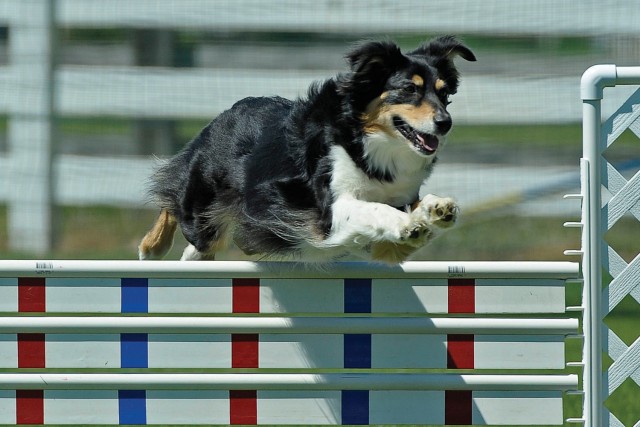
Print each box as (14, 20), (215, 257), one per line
(399, 220), (435, 247)
(395, 195), (458, 248)
(413, 194), (459, 228)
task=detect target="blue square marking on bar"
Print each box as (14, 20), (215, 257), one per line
(342, 390), (369, 425)
(121, 333), (148, 368)
(121, 278), (148, 313)
(344, 278), (372, 313)
(119, 390), (146, 424)
(344, 333), (372, 368)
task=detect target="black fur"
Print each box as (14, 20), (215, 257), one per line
(147, 36), (476, 260)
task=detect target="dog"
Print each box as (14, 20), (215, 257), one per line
(139, 36), (476, 264)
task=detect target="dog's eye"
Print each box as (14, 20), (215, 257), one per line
(402, 83), (418, 94)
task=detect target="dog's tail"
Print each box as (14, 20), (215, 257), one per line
(138, 209), (178, 260)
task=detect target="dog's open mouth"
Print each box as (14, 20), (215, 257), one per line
(393, 117), (439, 155)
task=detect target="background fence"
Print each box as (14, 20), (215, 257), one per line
(0, 0), (639, 258)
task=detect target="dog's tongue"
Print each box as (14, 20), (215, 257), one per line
(416, 133), (439, 152)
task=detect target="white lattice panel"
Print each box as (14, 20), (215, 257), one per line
(597, 86), (640, 427)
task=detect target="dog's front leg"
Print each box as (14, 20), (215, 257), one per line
(326, 195), (458, 263)
(369, 194), (459, 263)
(325, 197), (416, 249)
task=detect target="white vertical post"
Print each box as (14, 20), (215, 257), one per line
(581, 100), (603, 427)
(580, 64), (616, 427)
(7, 0), (57, 254)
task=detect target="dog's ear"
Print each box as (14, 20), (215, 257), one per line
(345, 40), (406, 77)
(410, 36), (476, 94)
(340, 41), (406, 110)
(410, 36), (476, 63)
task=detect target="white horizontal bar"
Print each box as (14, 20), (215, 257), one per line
(0, 373), (579, 391)
(54, 0), (640, 36)
(563, 194), (583, 200)
(564, 250), (584, 256)
(615, 66), (640, 85)
(15, 334), (563, 370)
(54, 66), (322, 119)
(0, 317), (579, 335)
(566, 334), (585, 340)
(563, 221), (583, 228)
(0, 260), (580, 279)
(51, 68), (587, 124)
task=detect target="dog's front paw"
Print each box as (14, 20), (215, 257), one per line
(414, 194), (459, 229)
(399, 220), (434, 247)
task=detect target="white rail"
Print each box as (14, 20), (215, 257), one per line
(0, 316), (579, 335)
(51, 0), (639, 35)
(0, 260), (580, 279)
(0, 373), (579, 391)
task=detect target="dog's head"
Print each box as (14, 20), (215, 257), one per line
(340, 36), (475, 162)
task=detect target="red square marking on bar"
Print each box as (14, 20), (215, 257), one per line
(18, 333), (45, 368)
(18, 277), (46, 312)
(17, 390), (44, 425)
(448, 278), (475, 313)
(232, 278), (260, 313)
(447, 334), (474, 369)
(445, 390), (472, 425)
(230, 390), (257, 425)
(232, 334), (259, 368)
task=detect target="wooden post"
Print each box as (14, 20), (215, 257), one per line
(133, 29), (178, 155)
(7, 0), (57, 254)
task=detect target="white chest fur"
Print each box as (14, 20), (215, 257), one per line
(328, 141), (432, 207)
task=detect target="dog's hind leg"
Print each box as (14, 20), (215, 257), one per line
(138, 209), (178, 260)
(179, 215), (235, 261)
(180, 244), (217, 261)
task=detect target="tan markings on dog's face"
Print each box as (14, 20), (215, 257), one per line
(411, 75), (424, 87)
(385, 102), (436, 126)
(361, 92), (395, 135)
(435, 79), (446, 91)
(362, 99), (436, 135)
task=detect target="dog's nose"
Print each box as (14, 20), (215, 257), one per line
(434, 114), (452, 134)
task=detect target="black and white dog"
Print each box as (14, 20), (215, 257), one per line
(139, 36), (476, 263)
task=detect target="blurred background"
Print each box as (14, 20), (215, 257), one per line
(0, 0), (638, 263)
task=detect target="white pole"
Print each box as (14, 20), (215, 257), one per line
(582, 96), (603, 427)
(580, 65), (610, 427)
(0, 372), (579, 391)
(0, 316), (579, 335)
(0, 260), (580, 279)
